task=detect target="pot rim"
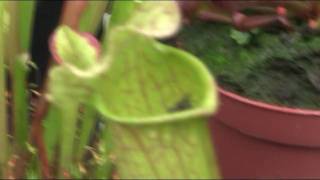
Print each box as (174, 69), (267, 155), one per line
(218, 87), (320, 116)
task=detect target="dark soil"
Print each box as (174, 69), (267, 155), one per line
(174, 20), (320, 109)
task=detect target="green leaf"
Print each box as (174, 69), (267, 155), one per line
(230, 29), (251, 45)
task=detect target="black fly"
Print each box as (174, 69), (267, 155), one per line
(167, 95), (192, 112)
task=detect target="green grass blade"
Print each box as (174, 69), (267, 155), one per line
(17, 1), (35, 51)
(0, 2), (8, 176)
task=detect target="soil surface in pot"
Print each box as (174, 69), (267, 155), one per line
(172, 20), (320, 109)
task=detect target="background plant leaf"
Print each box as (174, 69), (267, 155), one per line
(103, 0), (181, 52)
(126, 1), (181, 38)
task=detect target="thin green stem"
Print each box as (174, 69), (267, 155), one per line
(79, 1), (108, 34)
(75, 105), (96, 162)
(58, 102), (79, 177)
(92, 123), (113, 179)
(13, 2), (35, 147)
(0, 2), (8, 176)
(6, 0), (35, 155)
(13, 54), (29, 148)
(43, 106), (61, 163)
(17, 1), (35, 51)
(4, 1), (19, 67)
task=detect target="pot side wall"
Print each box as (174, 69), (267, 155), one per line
(210, 88), (320, 178)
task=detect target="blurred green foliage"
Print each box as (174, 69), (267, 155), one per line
(178, 20), (320, 108)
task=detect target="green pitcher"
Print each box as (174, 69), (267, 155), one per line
(96, 27), (220, 179)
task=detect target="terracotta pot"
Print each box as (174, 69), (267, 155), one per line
(209, 87), (320, 178)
